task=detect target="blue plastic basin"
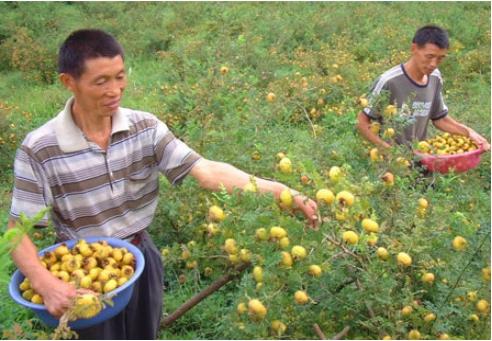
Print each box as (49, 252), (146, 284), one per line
(9, 237), (145, 330)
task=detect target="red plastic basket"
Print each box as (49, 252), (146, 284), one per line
(414, 146), (485, 173)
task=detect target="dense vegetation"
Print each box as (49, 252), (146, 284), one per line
(0, 2), (490, 339)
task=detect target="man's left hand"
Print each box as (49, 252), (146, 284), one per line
(469, 130), (491, 151)
(293, 195), (319, 229)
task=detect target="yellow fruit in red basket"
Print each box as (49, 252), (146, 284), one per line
(308, 265), (322, 277)
(74, 293), (103, 319)
(316, 189), (335, 205)
(336, 190), (354, 206)
(209, 205), (226, 222)
(362, 218), (379, 233)
(452, 236), (467, 251)
(342, 231), (359, 245)
(294, 290), (309, 305)
(278, 157), (292, 174)
(417, 141), (431, 153)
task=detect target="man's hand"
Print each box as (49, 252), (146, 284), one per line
(32, 271), (77, 318)
(293, 194), (319, 229)
(469, 130), (491, 151)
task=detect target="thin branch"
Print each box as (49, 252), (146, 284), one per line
(331, 326), (350, 340)
(313, 323), (326, 340)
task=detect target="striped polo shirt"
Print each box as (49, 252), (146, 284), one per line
(363, 64), (448, 144)
(10, 97), (201, 241)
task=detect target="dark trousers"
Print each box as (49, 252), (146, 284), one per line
(76, 231), (164, 339)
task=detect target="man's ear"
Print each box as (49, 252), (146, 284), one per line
(59, 73), (75, 92)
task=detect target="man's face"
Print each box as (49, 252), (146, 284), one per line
(63, 55), (127, 117)
(411, 43), (448, 75)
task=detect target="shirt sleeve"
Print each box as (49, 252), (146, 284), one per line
(362, 76), (389, 120)
(9, 146), (50, 226)
(430, 75), (448, 121)
(153, 119), (202, 185)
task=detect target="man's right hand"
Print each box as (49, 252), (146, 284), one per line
(31, 269), (77, 318)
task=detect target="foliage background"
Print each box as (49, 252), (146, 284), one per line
(0, 2), (490, 340)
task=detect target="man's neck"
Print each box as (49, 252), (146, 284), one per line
(71, 101), (112, 150)
(403, 60), (428, 86)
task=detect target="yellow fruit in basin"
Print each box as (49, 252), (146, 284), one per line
(74, 293), (103, 319)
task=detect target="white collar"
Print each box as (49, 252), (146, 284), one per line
(54, 97), (130, 152)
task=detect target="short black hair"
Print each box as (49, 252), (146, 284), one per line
(412, 25), (449, 49)
(58, 29), (124, 78)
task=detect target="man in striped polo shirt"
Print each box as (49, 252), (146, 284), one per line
(8, 29), (319, 339)
(357, 25), (489, 151)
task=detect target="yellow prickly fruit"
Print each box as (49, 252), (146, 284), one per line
(103, 279), (118, 293)
(376, 247), (389, 260)
(220, 66), (229, 75)
(424, 313), (436, 322)
(401, 305), (413, 316)
(397, 252), (412, 267)
(408, 329), (421, 340)
(266, 92), (276, 102)
(278, 157), (292, 174)
(224, 238), (237, 254)
(476, 299), (489, 314)
(369, 147), (380, 161)
(308, 265), (322, 277)
(382, 172), (395, 187)
(336, 190), (355, 206)
(255, 228), (268, 241)
(421, 272), (435, 284)
(279, 189), (293, 208)
(209, 205), (226, 222)
(328, 166), (343, 182)
(316, 189), (335, 205)
(243, 182), (257, 192)
(278, 237), (290, 249)
(362, 218), (379, 233)
(367, 233), (378, 247)
(31, 294), (44, 304)
(384, 105), (397, 117)
(74, 293), (103, 319)
(482, 267), (491, 281)
(294, 290), (309, 305)
(239, 249), (252, 263)
(370, 122), (381, 134)
(418, 198), (428, 209)
(467, 291), (478, 302)
(237, 302), (247, 314)
(252, 266), (263, 283)
(342, 231), (358, 245)
(291, 245), (307, 260)
(122, 252), (135, 266)
(271, 320), (287, 336)
(383, 128), (395, 138)
(438, 333), (450, 340)
(452, 236), (467, 251)
(280, 251), (293, 267)
(269, 226), (287, 240)
(248, 299), (267, 320)
(80, 275), (93, 289)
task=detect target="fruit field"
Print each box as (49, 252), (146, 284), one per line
(0, 2), (490, 340)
